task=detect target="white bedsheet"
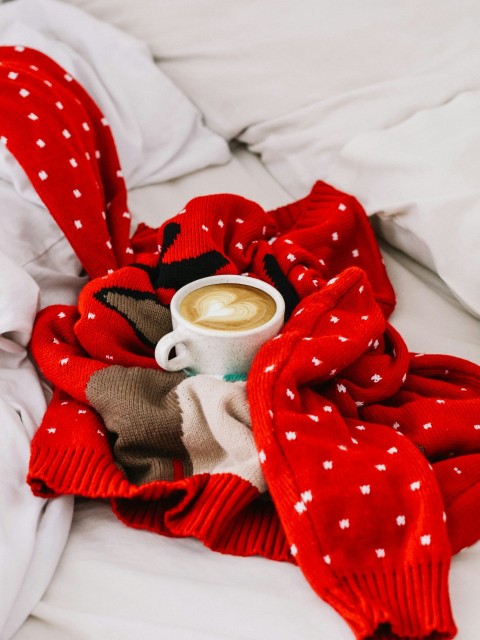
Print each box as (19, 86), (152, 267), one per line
(0, 3), (478, 637)
(0, 249), (73, 640)
(13, 146), (480, 640)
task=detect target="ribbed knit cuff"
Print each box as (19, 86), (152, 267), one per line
(113, 473), (290, 560)
(28, 443), (290, 562)
(325, 561), (456, 639)
(28, 443), (131, 499)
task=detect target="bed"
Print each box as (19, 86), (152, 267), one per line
(1, 1), (479, 639)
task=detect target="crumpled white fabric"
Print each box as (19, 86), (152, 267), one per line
(325, 90), (480, 319)
(0, 250), (74, 640)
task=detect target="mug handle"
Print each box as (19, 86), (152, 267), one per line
(155, 327), (193, 372)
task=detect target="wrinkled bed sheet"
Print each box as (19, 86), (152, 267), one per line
(1, 1), (480, 639)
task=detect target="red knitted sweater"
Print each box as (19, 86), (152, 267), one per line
(2, 47), (479, 640)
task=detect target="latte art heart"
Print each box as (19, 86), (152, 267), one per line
(198, 293), (259, 322)
(201, 298), (239, 319)
(179, 283), (277, 331)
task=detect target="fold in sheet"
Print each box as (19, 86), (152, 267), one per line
(0, 250), (73, 640)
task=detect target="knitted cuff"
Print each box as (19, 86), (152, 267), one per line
(328, 561), (455, 639)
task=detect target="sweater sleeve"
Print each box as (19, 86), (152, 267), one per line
(0, 46), (133, 278)
(248, 266), (456, 639)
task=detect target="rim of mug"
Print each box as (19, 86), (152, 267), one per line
(169, 274), (285, 337)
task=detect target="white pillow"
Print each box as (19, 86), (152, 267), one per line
(326, 90), (480, 318)
(59, 0), (480, 188)
(0, 0), (230, 189)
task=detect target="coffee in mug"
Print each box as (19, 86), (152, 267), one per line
(178, 282), (277, 332)
(155, 275), (285, 377)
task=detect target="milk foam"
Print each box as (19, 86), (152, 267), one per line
(179, 283), (276, 331)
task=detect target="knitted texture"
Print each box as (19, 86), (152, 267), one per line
(248, 269), (474, 638)
(0, 45), (133, 279)
(1, 47), (479, 639)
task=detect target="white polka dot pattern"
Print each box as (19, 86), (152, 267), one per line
(0, 46), (134, 279)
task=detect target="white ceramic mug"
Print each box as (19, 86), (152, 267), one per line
(155, 274), (285, 376)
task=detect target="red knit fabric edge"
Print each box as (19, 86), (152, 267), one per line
(28, 440), (290, 561)
(330, 561), (455, 639)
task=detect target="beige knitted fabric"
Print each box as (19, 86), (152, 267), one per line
(86, 367), (264, 490)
